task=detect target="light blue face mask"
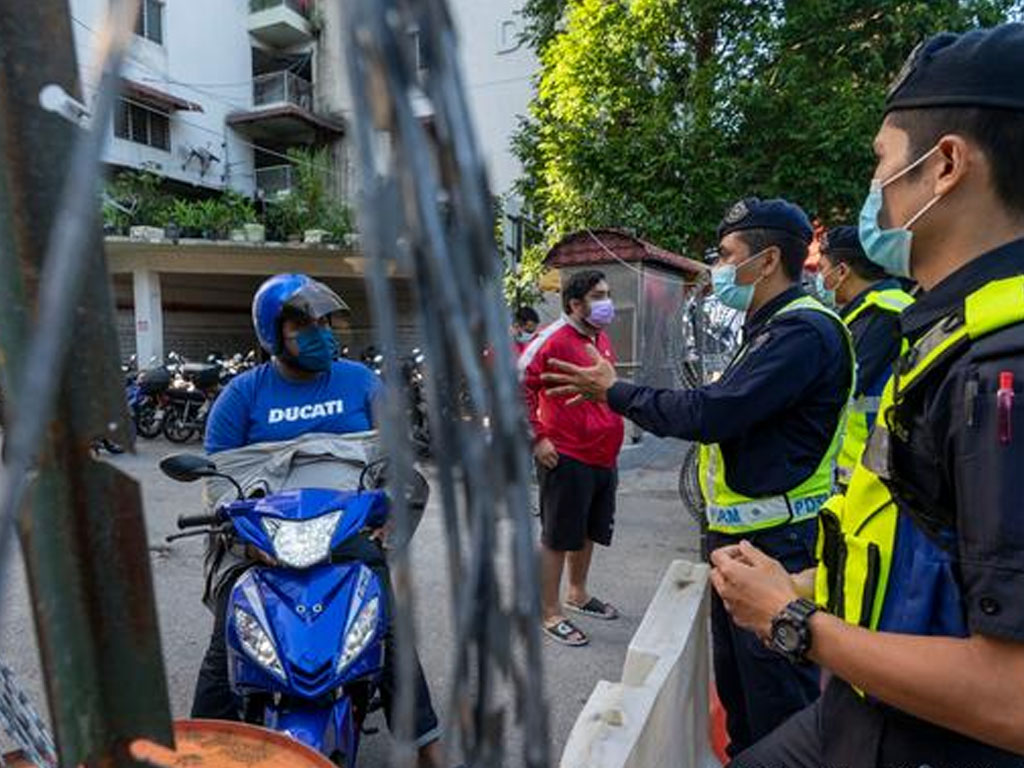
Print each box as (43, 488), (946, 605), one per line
(711, 249), (769, 312)
(812, 265), (844, 308)
(858, 146), (943, 279)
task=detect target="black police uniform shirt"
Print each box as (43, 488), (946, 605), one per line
(841, 278), (905, 400)
(887, 237), (1024, 644)
(812, 239), (1024, 768)
(607, 285), (852, 497)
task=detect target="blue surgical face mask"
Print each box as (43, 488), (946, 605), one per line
(286, 325), (338, 372)
(859, 145), (943, 279)
(711, 249), (769, 312)
(812, 273), (834, 307)
(813, 265), (844, 308)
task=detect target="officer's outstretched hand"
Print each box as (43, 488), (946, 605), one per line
(542, 345), (617, 404)
(710, 540), (799, 642)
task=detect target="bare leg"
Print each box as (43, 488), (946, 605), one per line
(540, 544), (566, 624)
(565, 539), (594, 607)
(418, 740), (442, 768)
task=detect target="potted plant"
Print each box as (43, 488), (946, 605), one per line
(324, 201), (353, 245)
(220, 191), (261, 242)
(102, 198), (131, 236)
(244, 222), (266, 243)
(266, 192), (306, 243)
(167, 198), (202, 238)
(207, 199), (236, 241)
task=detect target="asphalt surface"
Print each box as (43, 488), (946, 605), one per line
(0, 435), (700, 765)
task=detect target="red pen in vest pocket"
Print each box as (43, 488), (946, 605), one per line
(997, 371), (1014, 445)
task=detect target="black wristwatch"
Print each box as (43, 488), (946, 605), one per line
(769, 598), (819, 664)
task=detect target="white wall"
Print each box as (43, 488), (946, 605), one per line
(448, 0), (537, 199)
(314, 0), (356, 201)
(319, 0), (538, 202)
(70, 0), (256, 195)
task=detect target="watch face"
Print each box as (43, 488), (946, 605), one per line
(775, 621), (801, 652)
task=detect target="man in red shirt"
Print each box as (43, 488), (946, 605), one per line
(520, 270), (624, 646)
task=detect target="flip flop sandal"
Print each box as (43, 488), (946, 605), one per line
(565, 596), (619, 620)
(543, 618), (589, 646)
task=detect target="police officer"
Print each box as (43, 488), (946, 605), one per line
(712, 24), (1024, 767)
(543, 198), (854, 756)
(815, 226), (914, 488)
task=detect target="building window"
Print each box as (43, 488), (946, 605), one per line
(114, 98), (170, 151)
(135, 0), (163, 45)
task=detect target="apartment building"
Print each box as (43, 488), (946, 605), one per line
(72, 0), (535, 201)
(70, 0), (537, 362)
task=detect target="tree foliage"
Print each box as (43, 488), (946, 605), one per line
(519, 0), (569, 50)
(515, 0), (1021, 263)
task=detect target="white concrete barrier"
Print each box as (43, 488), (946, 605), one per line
(560, 559), (715, 768)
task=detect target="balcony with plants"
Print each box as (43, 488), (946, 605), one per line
(102, 148), (352, 247)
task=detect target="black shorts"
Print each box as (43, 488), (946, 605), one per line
(537, 454), (617, 551)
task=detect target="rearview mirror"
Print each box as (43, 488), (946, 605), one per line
(160, 453), (218, 483)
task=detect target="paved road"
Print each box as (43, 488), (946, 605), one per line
(0, 436), (700, 765)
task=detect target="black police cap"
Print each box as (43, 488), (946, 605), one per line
(821, 226), (864, 257)
(716, 197), (813, 244)
(886, 24), (1024, 114)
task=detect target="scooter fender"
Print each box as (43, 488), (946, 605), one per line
(263, 694), (360, 762)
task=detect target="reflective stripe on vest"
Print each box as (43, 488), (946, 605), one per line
(835, 287), (914, 485)
(842, 287), (914, 326)
(698, 295), (855, 534)
(816, 275), (1024, 635)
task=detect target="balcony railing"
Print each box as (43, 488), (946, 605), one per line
(253, 71), (313, 112)
(249, 0), (310, 18)
(255, 165), (294, 198)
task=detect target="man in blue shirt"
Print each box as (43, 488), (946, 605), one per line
(193, 273), (443, 767)
(204, 341), (380, 452)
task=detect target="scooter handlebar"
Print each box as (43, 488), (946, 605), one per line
(177, 512), (219, 529)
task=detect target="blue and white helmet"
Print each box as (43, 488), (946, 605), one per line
(252, 274), (348, 354)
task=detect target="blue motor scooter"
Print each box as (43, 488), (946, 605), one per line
(161, 453), (396, 766)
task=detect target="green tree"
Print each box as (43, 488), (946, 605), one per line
(515, 0), (1020, 266)
(520, 0), (569, 50)
(733, 0), (1015, 226)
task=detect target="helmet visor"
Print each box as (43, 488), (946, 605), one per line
(283, 281), (349, 320)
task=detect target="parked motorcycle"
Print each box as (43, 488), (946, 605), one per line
(161, 352), (223, 443)
(360, 346), (384, 377)
(133, 364), (173, 439)
(159, 452), (402, 765)
(401, 349), (431, 459)
(361, 347), (432, 459)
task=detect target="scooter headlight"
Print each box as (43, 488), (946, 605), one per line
(337, 596), (380, 673)
(262, 511), (342, 568)
(233, 607), (286, 680)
